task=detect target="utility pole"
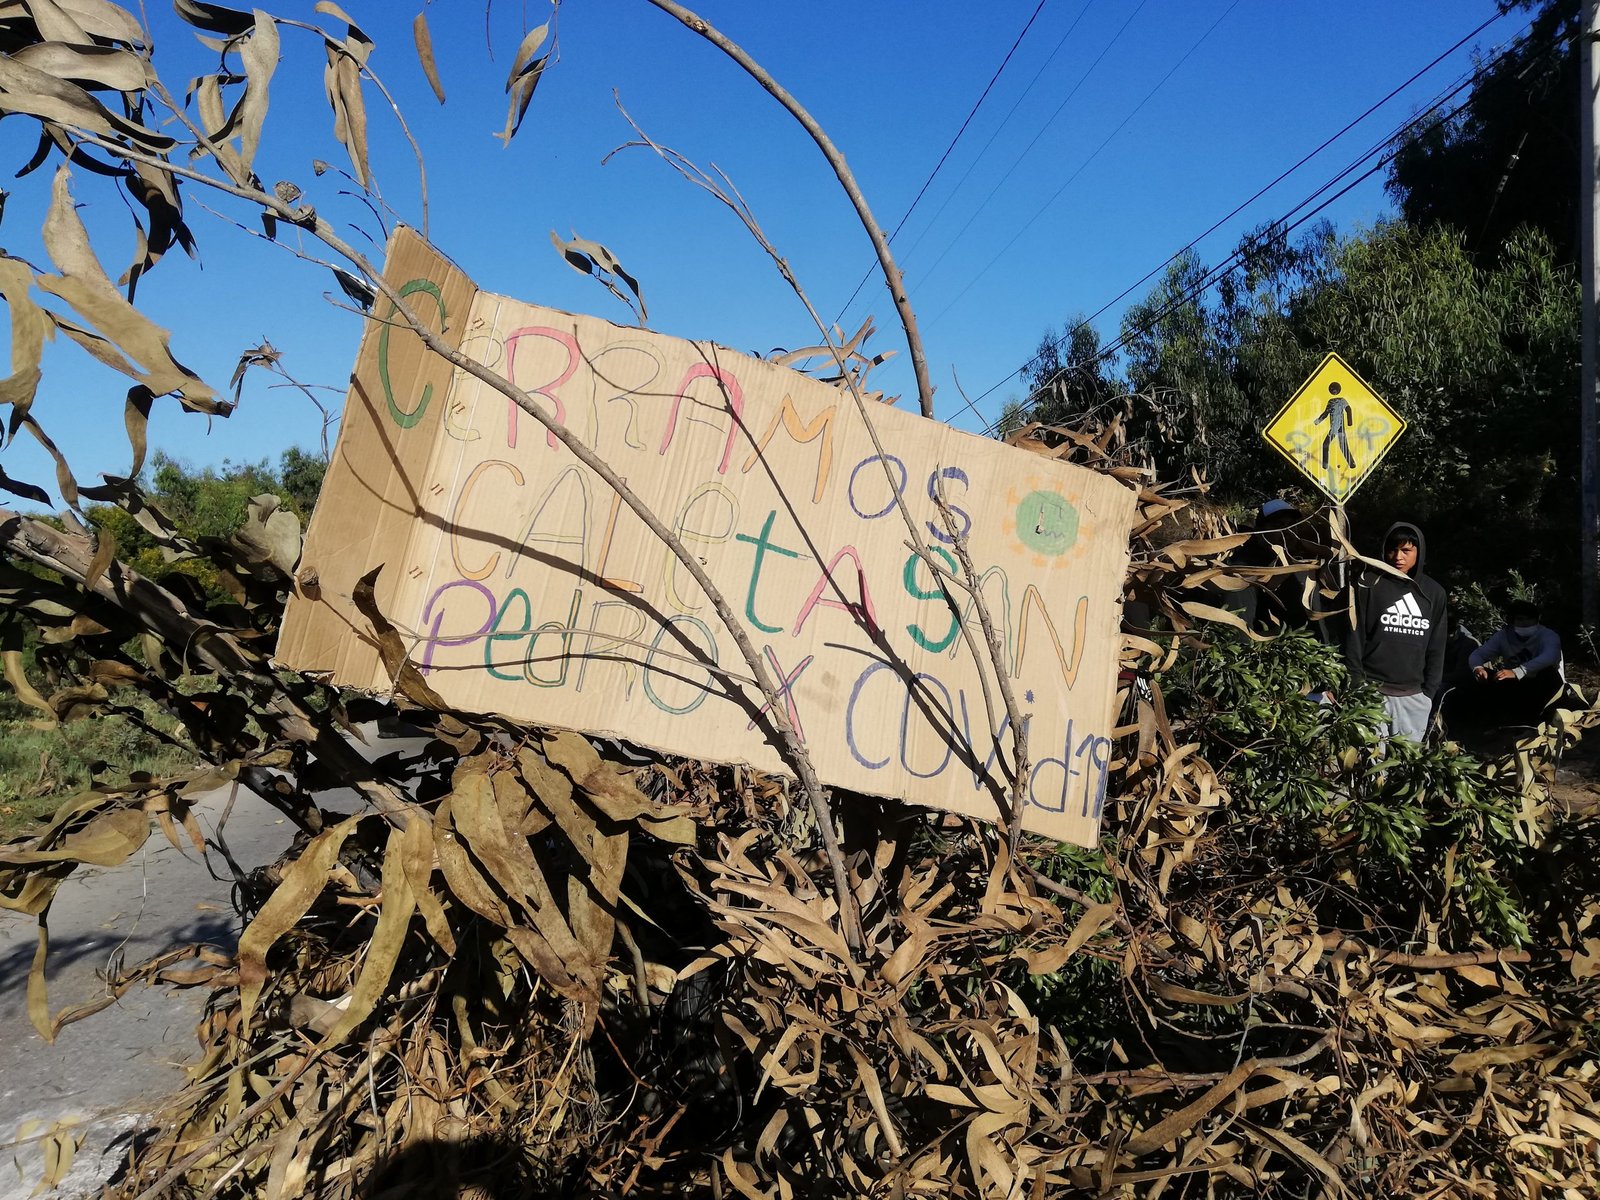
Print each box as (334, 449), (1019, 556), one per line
(1582, 0), (1600, 630)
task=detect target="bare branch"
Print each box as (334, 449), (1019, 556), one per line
(612, 105), (1030, 837)
(640, 0), (936, 420)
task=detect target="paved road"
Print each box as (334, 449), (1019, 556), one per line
(0, 782), (289, 1199)
(0, 731), (430, 1199)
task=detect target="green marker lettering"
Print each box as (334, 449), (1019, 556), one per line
(380, 278), (447, 429)
(735, 510), (801, 634)
(903, 548), (960, 653)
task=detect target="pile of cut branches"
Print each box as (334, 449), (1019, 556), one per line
(4, 404), (1598, 1198)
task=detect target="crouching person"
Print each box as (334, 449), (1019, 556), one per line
(1461, 599), (1563, 729)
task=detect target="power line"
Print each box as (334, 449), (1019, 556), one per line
(921, 0), (1242, 334)
(972, 99), (1472, 436)
(1005, 8), (1506, 393)
(960, 8), (1511, 427)
(958, 9), (1544, 436)
(828, 0), (1051, 328)
(964, 163), (1383, 436)
(1067, 22), (1551, 407)
(901, 0), (1150, 305)
(893, 0), (1099, 268)
(833, 0), (1103, 333)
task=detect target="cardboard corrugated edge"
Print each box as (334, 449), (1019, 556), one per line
(278, 227), (477, 687)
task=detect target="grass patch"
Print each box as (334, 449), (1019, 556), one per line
(0, 701), (197, 838)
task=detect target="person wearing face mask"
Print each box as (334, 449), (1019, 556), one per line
(1460, 599), (1564, 728)
(1342, 522), (1448, 742)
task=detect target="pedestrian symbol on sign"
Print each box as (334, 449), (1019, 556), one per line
(1315, 381), (1355, 470)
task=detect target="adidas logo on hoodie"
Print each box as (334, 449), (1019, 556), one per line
(1380, 591), (1430, 634)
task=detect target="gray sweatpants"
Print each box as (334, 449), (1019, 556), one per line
(1382, 691), (1432, 743)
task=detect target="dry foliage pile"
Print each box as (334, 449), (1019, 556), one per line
(3, 404), (1599, 1199)
(0, 2), (1595, 1196)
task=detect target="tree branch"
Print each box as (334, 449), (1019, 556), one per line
(641, 0), (937, 420)
(0, 509), (422, 835)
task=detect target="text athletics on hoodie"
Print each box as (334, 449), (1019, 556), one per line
(1344, 522), (1449, 702)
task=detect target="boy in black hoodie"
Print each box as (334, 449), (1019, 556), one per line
(1342, 522), (1448, 742)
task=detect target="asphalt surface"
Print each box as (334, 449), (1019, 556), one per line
(0, 731), (431, 1199)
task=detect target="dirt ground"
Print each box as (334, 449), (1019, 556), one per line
(1456, 666), (1600, 818)
(1545, 731), (1600, 818)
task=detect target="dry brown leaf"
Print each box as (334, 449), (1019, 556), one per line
(325, 821), (421, 1044)
(38, 167), (220, 412)
(237, 814), (361, 1031)
(1020, 901), (1119, 975)
(497, 22), (550, 145)
(233, 14), (279, 179)
(413, 11), (445, 103)
(0, 258), (51, 436)
(11, 42), (150, 93)
(2, 648), (57, 725)
(321, 17), (372, 188)
(451, 772), (593, 997)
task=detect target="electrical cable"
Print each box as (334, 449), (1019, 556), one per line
(833, 0), (1108, 333)
(892, 0), (1100, 270)
(1062, 19), (1561, 410)
(921, 0), (1242, 334)
(955, 10), (1558, 436)
(976, 7), (1505, 410)
(827, 0), (1051, 329)
(901, 0), (1150, 306)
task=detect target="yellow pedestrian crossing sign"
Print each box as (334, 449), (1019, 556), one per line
(1262, 352), (1406, 504)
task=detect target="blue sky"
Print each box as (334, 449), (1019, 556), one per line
(0, 0), (1517, 504)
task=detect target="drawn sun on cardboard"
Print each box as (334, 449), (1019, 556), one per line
(1005, 479), (1088, 570)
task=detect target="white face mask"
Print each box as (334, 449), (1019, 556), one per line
(1513, 624), (1538, 634)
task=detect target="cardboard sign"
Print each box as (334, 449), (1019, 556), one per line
(278, 229), (1135, 846)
